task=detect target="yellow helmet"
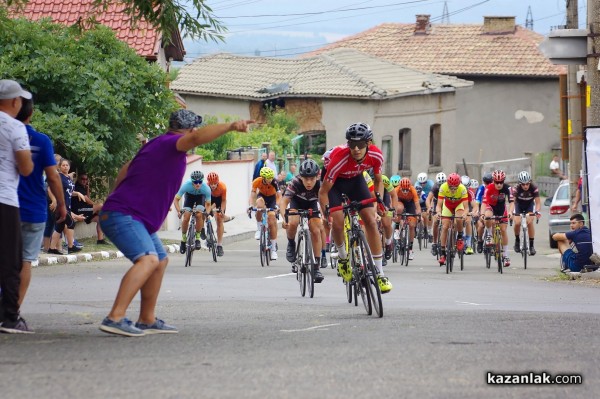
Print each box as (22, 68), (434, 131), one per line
(260, 167), (275, 180)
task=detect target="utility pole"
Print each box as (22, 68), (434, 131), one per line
(589, 0), (600, 127)
(525, 6), (533, 31)
(566, 0), (582, 188)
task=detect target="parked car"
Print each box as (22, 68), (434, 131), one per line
(544, 179), (571, 249)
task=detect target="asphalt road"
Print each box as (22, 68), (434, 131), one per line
(1, 218), (599, 399)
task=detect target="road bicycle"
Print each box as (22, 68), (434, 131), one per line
(286, 209), (320, 298)
(182, 208), (201, 268)
(483, 216), (506, 274)
(329, 194), (383, 318)
(441, 214), (464, 274)
(511, 211), (540, 270)
(249, 206), (278, 267)
(394, 212), (420, 266)
(203, 209), (218, 263)
(415, 213), (428, 250)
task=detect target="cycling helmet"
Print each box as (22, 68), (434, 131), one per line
(447, 173), (461, 187)
(415, 184), (423, 194)
(470, 179), (479, 189)
(399, 177), (412, 190)
(345, 122), (373, 141)
(299, 159), (319, 177)
(435, 172), (447, 185)
(191, 171), (204, 182)
(390, 175), (401, 187)
(260, 167), (275, 180)
(492, 169), (506, 182)
(482, 172), (493, 184)
(417, 172), (428, 184)
(207, 172), (219, 185)
(518, 171), (531, 184)
(461, 175), (470, 187)
(382, 175), (390, 187)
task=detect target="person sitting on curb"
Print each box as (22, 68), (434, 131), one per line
(552, 213), (593, 273)
(549, 154), (567, 180)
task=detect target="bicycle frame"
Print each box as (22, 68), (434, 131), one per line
(249, 207), (277, 267)
(286, 209), (320, 298)
(184, 208), (200, 268)
(484, 216), (505, 274)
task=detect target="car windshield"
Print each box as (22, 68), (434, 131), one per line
(556, 185), (569, 200)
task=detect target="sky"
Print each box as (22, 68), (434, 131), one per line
(181, 0), (587, 63)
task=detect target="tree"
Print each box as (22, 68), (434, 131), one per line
(1, 0), (225, 43)
(0, 10), (179, 181)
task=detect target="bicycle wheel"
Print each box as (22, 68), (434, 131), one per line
(403, 226), (410, 266)
(485, 248), (491, 269)
(351, 239), (372, 315)
(392, 235), (398, 263)
(259, 226), (268, 267)
(423, 224), (428, 249)
(495, 232), (502, 274)
(416, 222), (423, 251)
(207, 221), (217, 262)
(446, 229), (454, 274)
(296, 234), (306, 297)
(185, 229), (195, 268)
(522, 228), (528, 270)
(305, 232), (315, 298)
(357, 230), (383, 318)
(345, 280), (353, 304)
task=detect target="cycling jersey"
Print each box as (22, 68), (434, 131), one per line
(176, 180), (211, 200)
(323, 144), (383, 183)
(363, 170), (374, 192)
(251, 177), (279, 197)
(475, 185), (486, 204)
(437, 183), (468, 209)
(284, 176), (321, 216)
(210, 181), (227, 200)
(511, 183), (539, 205)
(483, 183), (512, 208)
(415, 179), (434, 198)
(396, 186), (419, 204)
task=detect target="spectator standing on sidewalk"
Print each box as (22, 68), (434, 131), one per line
(266, 151), (278, 175)
(42, 153), (63, 252)
(15, 97), (66, 313)
(0, 79), (34, 333)
(98, 109), (253, 336)
(71, 173), (105, 244)
(252, 152), (267, 180)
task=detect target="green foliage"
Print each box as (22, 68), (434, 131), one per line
(0, 11), (179, 182)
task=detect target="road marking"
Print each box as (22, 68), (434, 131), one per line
(265, 273), (295, 279)
(455, 301), (490, 306)
(281, 323), (341, 333)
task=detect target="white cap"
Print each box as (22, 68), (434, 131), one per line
(0, 79), (32, 100)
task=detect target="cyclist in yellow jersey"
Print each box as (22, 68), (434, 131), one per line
(435, 173), (468, 266)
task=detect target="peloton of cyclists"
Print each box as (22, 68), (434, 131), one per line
(280, 159), (325, 282)
(318, 122), (392, 293)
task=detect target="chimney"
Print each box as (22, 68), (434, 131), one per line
(483, 16), (516, 34)
(414, 14), (431, 35)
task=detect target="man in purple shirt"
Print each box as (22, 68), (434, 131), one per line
(98, 109), (253, 337)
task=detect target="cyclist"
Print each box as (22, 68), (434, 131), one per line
(249, 166), (280, 260)
(394, 177), (421, 260)
(318, 122), (392, 293)
(415, 172), (434, 241)
(436, 173), (467, 266)
(460, 175), (476, 255)
(206, 172), (227, 257)
(426, 172), (446, 256)
(474, 172), (493, 253)
(482, 170), (514, 267)
(173, 171), (211, 254)
(280, 159), (324, 282)
(509, 171), (541, 256)
(381, 175), (398, 265)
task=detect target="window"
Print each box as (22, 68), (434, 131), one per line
(429, 124), (441, 167)
(381, 136), (393, 176)
(398, 128), (411, 171)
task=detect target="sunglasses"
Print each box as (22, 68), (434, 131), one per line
(520, 182), (530, 185)
(193, 180), (203, 185)
(347, 141), (368, 150)
(494, 181), (504, 185)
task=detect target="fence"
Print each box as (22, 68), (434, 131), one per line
(536, 176), (562, 198)
(455, 157), (531, 185)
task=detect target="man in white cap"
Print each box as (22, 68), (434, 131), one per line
(0, 79), (34, 334)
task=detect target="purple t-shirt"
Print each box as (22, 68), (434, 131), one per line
(103, 132), (185, 233)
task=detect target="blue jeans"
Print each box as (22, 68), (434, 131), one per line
(99, 211), (167, 263)
(21, 222), (45, 262)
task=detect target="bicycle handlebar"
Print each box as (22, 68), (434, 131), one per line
(284, 208), (321, 223)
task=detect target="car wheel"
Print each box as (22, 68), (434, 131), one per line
(549, 232), (558, 249)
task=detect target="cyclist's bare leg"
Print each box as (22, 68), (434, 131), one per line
(216, 212), (224, 244)
(527, 214), (535, 239)
(382, 214), (393, 244)
(138, 257), (169, 324)
(106, 254), (160, 322)
(440, 217), (450, 249)
(286, 210), (299, 240)
(309, 218), (323, 259)
(267, 211), (278, 241)
(255, 197), (266, 228)
(360, 206), (384, 274)
(455, 209), (465, 232)
(330, 209), (347, 259)
(513, 214), (522, 237)
(196, 212), (204, 237)
(181, 211), (191, 237)
(432, 214), (440, 244)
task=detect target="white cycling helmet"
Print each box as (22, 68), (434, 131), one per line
(461, 175), (470, 187)
(470, 179), (479, 189)
(435, 172), (447, 185)
(518, 171), (531, 184)
(417, 172), (428, 184)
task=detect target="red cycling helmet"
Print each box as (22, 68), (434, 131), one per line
(447, 173), (461, 187)
(399, 177), (412, 190)
(492, 170), (506, 182)
(207, 172), (219, 185)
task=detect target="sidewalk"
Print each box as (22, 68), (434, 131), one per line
(36, 213), (259, 266)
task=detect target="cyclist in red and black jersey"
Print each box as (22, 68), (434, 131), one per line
(482, 169), (514, 267)
(509, 171), (541, 256)
(318, 123), (392, 293)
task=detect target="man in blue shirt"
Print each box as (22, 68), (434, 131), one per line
(552, 214), (593, 273)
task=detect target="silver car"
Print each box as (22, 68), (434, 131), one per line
(545, 180), (571, 249)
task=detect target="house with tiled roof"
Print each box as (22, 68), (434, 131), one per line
(10, 0), (185, 69)
(307, 15), (565, 173)
(172, 48), (473, 175)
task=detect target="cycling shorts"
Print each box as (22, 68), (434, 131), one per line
(441, 202), (465, 218)
(514, 201), (534, 215)
(328, 174), (372, 209)
(211, 196), (223, 210)
(183, 193), (206, 211)
(258, 193), (277, 209)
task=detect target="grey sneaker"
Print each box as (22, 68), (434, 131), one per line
(217, 245), (224, 257)
(99, 317), (145, 337)
(135, 318), (178, 334)
(0, 317), (34, 334)
(320, 256), (328, 269)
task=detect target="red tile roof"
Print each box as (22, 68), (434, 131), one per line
(306, 23), (564, 78)
(11, 0), (160, 60)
